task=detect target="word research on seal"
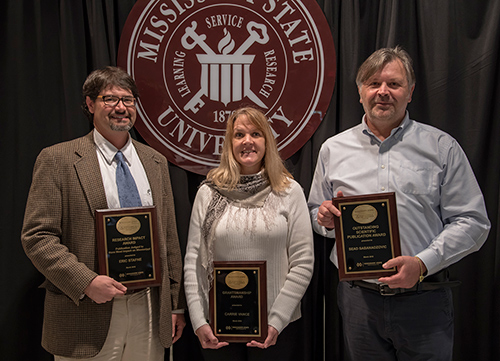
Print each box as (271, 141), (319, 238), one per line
(118, 0), (336, 175)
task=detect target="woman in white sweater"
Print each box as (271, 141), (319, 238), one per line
(184, 107), (314, 361)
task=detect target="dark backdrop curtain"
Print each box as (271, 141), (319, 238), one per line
(2, 1), (499, 360)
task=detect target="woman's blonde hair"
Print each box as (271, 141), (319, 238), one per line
(207, 107), (292, 191)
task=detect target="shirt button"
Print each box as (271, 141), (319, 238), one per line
(381, 187), (386, 191)
(381, 165), (386, 169)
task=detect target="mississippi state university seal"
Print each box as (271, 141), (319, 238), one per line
(118, 0), (336, 174)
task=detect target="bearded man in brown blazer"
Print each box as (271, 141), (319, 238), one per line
(21, 66), (186, 360)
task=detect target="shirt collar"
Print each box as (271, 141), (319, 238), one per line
(362, 111), (411, 143)
(93, 129), (133, 165)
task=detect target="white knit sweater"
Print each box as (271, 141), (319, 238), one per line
(184, 179), (314, 333)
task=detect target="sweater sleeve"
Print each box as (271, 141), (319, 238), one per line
(267, 180), (315, 332)
(183, 185), (212, 332)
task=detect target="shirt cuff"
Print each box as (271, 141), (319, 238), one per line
(415, 249), (440, 276)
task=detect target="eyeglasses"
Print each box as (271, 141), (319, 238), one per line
(97, 95), (136, 107)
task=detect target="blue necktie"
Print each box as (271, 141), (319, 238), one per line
(115, 151), (142, 208)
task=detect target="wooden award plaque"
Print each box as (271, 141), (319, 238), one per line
(209, 261), (268, 343)
(332, 193), (401, 281)
(95, 206), (161, 289)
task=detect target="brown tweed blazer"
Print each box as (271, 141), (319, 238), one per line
(21, 131), (185, 358)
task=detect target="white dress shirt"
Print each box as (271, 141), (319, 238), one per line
(308, 112), (490, 276)
(93, 130), (153, 209)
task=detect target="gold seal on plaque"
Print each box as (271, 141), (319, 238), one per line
(352, 204), (378, 224)
(225, 271), (249, 290)
(116, 216), (142, 235)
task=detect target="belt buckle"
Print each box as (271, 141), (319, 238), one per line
(378, 284), (397, 296)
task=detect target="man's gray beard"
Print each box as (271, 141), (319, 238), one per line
(110, 122), (133, 132)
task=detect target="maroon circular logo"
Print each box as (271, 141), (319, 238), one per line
(118, 0), (336, 174)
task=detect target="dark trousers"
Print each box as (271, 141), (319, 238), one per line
(337, 281), (454, 361)
(200, 319), (303, 361)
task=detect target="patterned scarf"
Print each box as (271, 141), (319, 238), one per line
(200, 172), (271, 291)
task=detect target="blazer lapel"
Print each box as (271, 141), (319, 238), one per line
(134, 141), (163, 207)
(74, 132), (108, 215)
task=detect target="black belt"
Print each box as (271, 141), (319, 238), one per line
(349, 269), (461, 296)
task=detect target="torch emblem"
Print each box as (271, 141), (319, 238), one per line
(181, 21), (270, 113)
